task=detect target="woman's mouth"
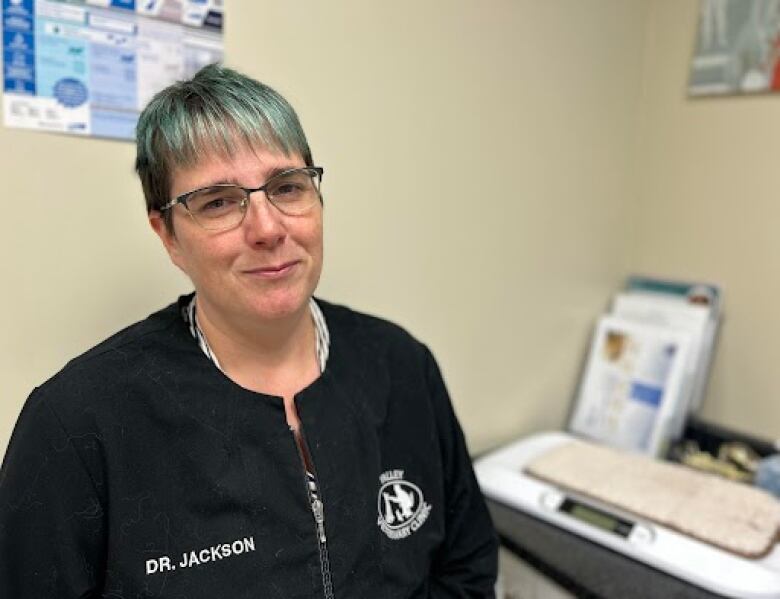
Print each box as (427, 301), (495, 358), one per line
(243, 261), (299, 279)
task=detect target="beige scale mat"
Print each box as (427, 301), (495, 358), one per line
(525, 439), (780, 558)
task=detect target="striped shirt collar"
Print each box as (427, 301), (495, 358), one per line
(182, 295), (330, 374)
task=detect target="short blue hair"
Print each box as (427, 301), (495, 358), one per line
(135, 63), (313, 229)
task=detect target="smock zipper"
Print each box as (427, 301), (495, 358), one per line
(311, 496), (333, 598)
(293, 428), (334, 599)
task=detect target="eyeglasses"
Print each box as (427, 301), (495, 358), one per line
(160, 166), (324, 232)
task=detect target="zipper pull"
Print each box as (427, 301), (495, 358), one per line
(311, 498), (327, 543)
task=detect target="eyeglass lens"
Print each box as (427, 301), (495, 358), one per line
(185, 168), (321, 231)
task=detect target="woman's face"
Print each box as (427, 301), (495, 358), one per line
(150, 145), (323, 329)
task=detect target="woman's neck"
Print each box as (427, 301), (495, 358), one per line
(194, 295), (320, 404)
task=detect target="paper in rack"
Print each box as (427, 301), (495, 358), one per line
(568, 315), (692, 457)
(611, 292), (710, 417)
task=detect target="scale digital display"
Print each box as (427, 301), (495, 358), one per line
(558, 497), (634, 538)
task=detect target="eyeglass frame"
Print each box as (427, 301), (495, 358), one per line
(159, 166), (324, 230)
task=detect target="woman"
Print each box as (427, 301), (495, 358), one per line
(0, 64), (498, 598)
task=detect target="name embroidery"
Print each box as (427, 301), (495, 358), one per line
(377, 470), (431, 540)
(145, 536), (256, 575)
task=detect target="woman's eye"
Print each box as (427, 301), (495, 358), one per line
(203, 198), (228, 210)
(274, 182), (303, 196)
(190, 187), (244, 214)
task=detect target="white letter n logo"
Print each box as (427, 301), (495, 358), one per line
(379, 480), (425, 528)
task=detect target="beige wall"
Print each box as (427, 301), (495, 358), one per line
(634, 0), (780, 441)
(1, 1), (649, 454)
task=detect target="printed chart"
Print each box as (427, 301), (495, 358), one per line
(3, 0), (223, 139)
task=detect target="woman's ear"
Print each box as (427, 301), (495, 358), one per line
(149, 211), (186, 272)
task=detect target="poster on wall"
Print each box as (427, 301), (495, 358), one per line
(690, 0), (780, 95)
(2, 0), (223, 140)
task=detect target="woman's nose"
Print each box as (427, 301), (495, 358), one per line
(242, 192), (286, 247)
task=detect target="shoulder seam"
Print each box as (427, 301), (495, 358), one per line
(67, 314), (180, 369)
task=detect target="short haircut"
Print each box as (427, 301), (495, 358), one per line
(135, 63), (313, 231)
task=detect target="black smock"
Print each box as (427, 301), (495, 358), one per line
(0, 297), (498, 598)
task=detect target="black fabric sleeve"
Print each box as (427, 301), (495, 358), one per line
(423, 348), (499, 598)
(0, 390), (106, 598)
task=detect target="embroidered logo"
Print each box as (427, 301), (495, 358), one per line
(377, 469), (432, 540)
